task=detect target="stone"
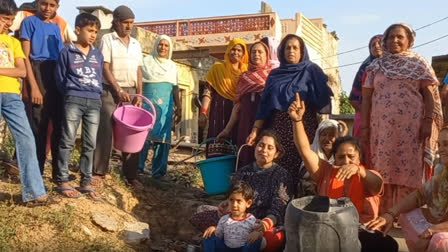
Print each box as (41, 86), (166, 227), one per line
(91, 213), (119, 232)
(122, 221), (150, 245)
(81, 225), (93, 236)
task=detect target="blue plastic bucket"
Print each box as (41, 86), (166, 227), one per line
(196, 155), (236, 195)
(195, 138), (237, 195)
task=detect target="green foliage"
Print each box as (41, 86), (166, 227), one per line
(339, 91), (355, 114)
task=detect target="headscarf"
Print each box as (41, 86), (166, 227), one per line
(366, 23), (436, 82)
(367, 23), (443, 179)
(235, 41), (272, 102)
(255, 34), (332, 120)
(142, 35), (177, 84)
(348, 35), (382, 104)
(261, 36), (280, 68)
(310, 119), (339, 162)
(205, 38), (249, 101)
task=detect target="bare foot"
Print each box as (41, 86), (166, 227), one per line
(91, 175), (104, 187)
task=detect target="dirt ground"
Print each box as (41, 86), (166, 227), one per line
(0, 146), (221, 251)
(0, 145), (409, 251)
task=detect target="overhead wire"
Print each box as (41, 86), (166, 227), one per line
(314, 15), (448, 61)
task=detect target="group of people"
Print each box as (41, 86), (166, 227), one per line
(190, 21), (448, 252)
(0, 0), (181, 204)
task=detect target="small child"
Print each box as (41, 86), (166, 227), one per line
(202, 181), (265, 251)
(0, 0), (53, 206)
(54, 13), (103, 200)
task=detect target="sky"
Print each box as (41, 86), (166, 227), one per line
(14, 0), (448, 93)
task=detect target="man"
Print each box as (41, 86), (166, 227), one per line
(92, 5), (143, 189)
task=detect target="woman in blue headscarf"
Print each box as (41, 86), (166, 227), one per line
(246, 34), (332, 193)
(349, 35), (382, 138)
(138, 35), (181, 179)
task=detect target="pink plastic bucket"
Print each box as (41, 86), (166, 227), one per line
(113, 94), (156, 153)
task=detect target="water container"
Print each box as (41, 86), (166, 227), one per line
(284, 196), (361, 252)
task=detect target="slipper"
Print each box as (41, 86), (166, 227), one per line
(76, 187), (103, 201)
(54, 186), (82, 198)
(24, 195), (62, 208)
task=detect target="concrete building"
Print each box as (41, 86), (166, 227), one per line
(135, 2), (342, 112)
(77, 2), (343, 144)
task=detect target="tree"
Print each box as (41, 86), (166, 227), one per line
(339, 91), (355, 114)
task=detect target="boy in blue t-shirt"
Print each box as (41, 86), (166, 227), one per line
(0, 0), (56, 206)
(54, 13), (103, 200)
(19, 0), (63, 178)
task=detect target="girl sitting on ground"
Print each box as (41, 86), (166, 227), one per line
(202, 181), (265, 251)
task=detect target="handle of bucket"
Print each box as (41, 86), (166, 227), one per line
(235, 144), (250, 172)
(193, 137), (237, 162)
(116, 94), (157, 121)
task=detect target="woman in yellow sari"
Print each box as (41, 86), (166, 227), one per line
(199, 39), (248, 154)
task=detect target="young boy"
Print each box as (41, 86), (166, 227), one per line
(19, 0), (63, 178)
(202, 181), (265, 251)
(0, 0), (52, 205)
(54, 13), (103, 200)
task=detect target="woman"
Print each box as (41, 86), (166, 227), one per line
(366, 127), (448, 252)
(138, 35), (181, 179)
(288, 93), (398, 252)
(349, 35), (382, 138)
(191, 131), (293, 251)
(246, 34), (332, 192)
(216, 40), (273, 167)
(199, 39), (248, 154)
(361, 23), (443, 213)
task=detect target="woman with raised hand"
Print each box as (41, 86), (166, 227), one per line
(199, 39), (248, 155)
(138, 35), (181, 179)
(289, 93), (398, 252)
(246, 34), (332, 193)
(216, 40), (273, 167)
(361, 23), (443, 213)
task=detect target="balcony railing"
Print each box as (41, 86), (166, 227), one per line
(137, 14), (274, 38)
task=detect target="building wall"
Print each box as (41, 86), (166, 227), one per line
(87, 7), (213, 143)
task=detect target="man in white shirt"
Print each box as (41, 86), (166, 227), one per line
(92, 5), (143, 188)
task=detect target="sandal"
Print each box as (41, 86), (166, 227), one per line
(25, 195), (62, 208)
(76, 187), (103, 201)
(55, 185), (82, 198)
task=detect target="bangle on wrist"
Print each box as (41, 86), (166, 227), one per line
(292, 118), (303, 122)
(200, 107), (207, 114)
